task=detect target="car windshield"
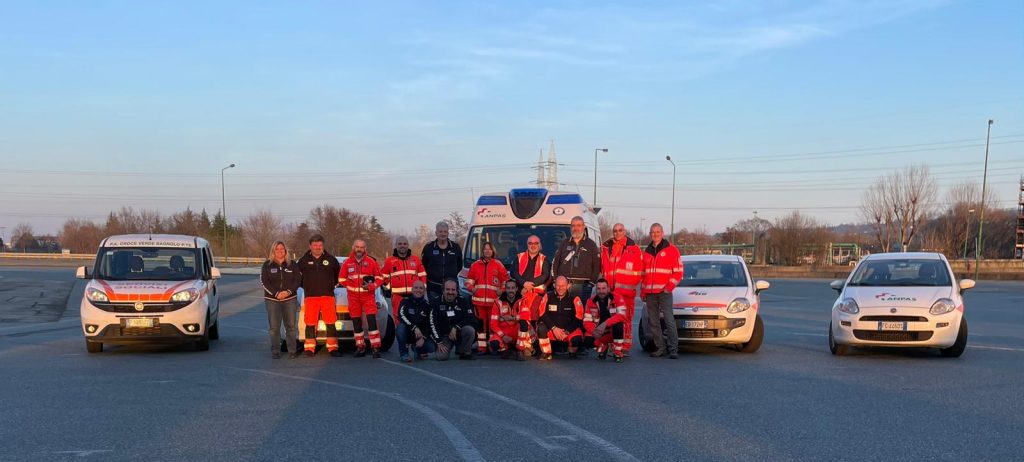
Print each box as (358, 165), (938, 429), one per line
(847, 259), (951, 287)
(95, 247), (199, 281)
(464, 224), (571, 268)
(678, 261), (747, 287)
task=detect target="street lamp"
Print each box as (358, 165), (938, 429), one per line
(975, 119), (993, 280)
(593, 148), (608, 207)
(666, 155), (676, 244)
(221, 163), (236, 263)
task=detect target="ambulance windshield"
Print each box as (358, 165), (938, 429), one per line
(464, 225), (570, 268)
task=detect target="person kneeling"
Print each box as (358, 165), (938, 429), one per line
(584, 279), (628, 363)
(490, 280), (523, 359)
(397, 280), (435, 362)
(429, 279), (477, 361)
(537, 276), (584, 361)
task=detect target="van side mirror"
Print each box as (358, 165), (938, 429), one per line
(830, 280), (845, 293)
(958, 279), (975, 293)
(75, 266), (89, 279)
(754, 280), (770, 293)
(210, 267), (222, 280)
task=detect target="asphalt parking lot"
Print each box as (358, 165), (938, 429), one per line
(0, 267), (1021, 461)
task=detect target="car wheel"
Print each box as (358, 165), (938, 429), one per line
(940, 318), (968, 358)
(86, 339), (103, 353)
(208, 318), (220, 340)
(828, 322), (849, 356)
(637, 318), (657, 353)
(737, 316), (764, 353)
(380, 315), (396, 352)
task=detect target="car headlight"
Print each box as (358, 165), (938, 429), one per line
(837, 298), (859, 314)
(86, 288), (109, 302)
(929, 298), (957, 315)
(170, 288), (200, 303)
(727, 297), (751, 313)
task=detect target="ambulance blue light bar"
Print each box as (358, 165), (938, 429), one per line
(510, 188), (548, 198)
(546, 194), (584, 205)
(476, 195), (508, 206)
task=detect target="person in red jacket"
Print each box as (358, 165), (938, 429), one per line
(339, 239), (384, 358)
(515, 279), (547, 361)
(382, 236), (427, 322)
(601, 223), (643, 354)
(641, 223), (683, 359)
(489, 279), (522, 359)
(465, 242), (509, 353)
(583, 279), (628, 362)
(510, 235), (550, 309)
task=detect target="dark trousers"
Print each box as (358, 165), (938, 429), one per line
(265, 298), (298, 354)
(396, 324), (436, 357)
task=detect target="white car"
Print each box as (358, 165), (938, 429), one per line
(828, 252), (974, 357)
(295, 256), (395, 352)
(639, 255), (770, 353)
(77, 234), (221, 353)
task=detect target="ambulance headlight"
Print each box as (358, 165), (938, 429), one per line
(171, 288), (200, 303)
(837, 298), (859, 314)
(929, 298), (957, 315)
(726, 298), (751, 313)
(86, 288), (109, 303)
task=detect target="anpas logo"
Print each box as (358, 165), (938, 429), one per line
(875, 292), (917, 302)
(688, 291), (708, 296)
(476, 207), (506, 219)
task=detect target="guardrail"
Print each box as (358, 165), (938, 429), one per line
(0, 252), (263, 266)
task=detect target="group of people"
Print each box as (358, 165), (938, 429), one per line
(259, 217), (684, 362)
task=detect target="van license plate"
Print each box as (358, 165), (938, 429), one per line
(878, 321), (906, 331)
(126, 318), (154, 328)
(683, 320), (708, 329)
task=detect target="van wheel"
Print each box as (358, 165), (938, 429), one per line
(737, 316), (764, 353)
(381, 315), (396, 352)
(828, 322), (849, 356)
(940, 318), (968, 358)
(208, 319), (220, 340)
(86, 340), (103, 353)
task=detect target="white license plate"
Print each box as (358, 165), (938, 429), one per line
(878, 321), (907, 331)
(125, 318), (155, 328)
(683, 320), (708, 329)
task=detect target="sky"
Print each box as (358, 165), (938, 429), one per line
(1, 0), (1022, 241)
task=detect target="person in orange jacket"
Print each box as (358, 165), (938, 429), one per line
(600, 223), (643, 354)
(583, 279), (628, 362)
(339, 239), (384, 358)
(489, 279), (522, 359)
(465, 241), (509, 353)
(640, 223), (683, 359)
(382, 236), (427, 322)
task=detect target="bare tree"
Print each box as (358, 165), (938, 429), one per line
(308, 205), (369, 255)
(240, 209), (283, 257)
(770, 211), (833, 265)
(58, 219), (104, 254)
(861, 165), (937, 252)
(447, 211), (469, 244)
(11, 223), (36, 251)
(860, 180), (895, 252)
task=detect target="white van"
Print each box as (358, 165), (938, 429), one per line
(76, 234), (221, 353)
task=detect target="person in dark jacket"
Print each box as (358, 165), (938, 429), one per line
(421, 221), (463, 300)
(551, 216), (601, 301)
(536, 276), (585, 360)
(429, 279), (476, 360)
(260, 241), (301, 359)
(296, 234), (342, 357)
(396, 280), (435, 362)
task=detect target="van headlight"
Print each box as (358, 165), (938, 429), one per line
(727, 298), (751, 313)
(86, 288), (109, 302)
(170, 288), (200, 303)
(929, 298), (957, 315)
(837, 298), (859, 314)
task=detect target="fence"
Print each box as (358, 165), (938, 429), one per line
(0, 252), (264, 266)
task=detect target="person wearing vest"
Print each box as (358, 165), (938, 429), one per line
(551, 216), (601, 301)
(641, 223), (683, 359)
(396, 280), (435, 363)
(600, 223), (643, 355)
(428, 279), (477, 360)
(490, 279), (523, 359)
(260, 240), (301, 359)
(510, 235), (551, 308)
(339, 239), (384, 358)
(465, 241), (509, 354)
(584, 279), (629, 362)
(537, 276), (585, 360)
(382, 235), (427, 322)
(421, 221), (463, 300)
(296, 234), (342, 357)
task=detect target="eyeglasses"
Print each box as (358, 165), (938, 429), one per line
(613, 229), (625, 233)
(528, 242), (540, 245)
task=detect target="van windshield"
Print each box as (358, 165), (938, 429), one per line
(464, 225), (571, 268)
(95, 247), (199, 281)
(847, 259), (951, 287)
(679, 261), (747, 287)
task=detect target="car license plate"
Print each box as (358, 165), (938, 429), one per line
(878, 321), (907, 331)
(125, 318), (154, 328)
(683, 320), (708, 329)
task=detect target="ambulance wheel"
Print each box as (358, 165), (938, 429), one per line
(381, 315), (396, 352)
(828, 322), (849, 356)
(737, 316), (764, 353)
(940, 318), (968, 358)
(208, 319), (220, 340)
(637, 320), (657, 353)
(86, 339), (103, 353)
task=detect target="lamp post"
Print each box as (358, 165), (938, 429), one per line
(975, 119), (993, 280)
(593, 148), (608, 207)
(963, 208), (975, 261)
(221, 163), (236, 263)
(666, 155), (676, 244)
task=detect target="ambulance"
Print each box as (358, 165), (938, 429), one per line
(462, 188), (601, 277)
(76, 234), (221, 353)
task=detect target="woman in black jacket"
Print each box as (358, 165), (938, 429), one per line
(260, 241), (302, 358)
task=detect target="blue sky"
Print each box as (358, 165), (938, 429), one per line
(1, 0), (1022, 238)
